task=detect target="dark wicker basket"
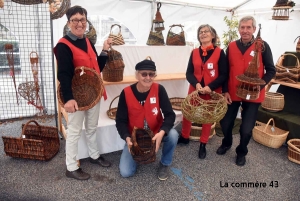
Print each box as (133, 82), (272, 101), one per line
(2, 120), (60, 161)
(287, 139), (300, 164)
(275, 53), (300, 83)
(50, 0), (71, 20)
(106, 95), (119, 120)
(102, 66), (124, 82)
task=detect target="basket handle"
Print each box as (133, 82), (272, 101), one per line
(262, 118), (275, 133)
(168, 24), (184, 33)
(287, 140), (300, 153)
(145, 56), (152, 61)
(276, 53), (300, 69)
(110, 24), (122, 34)
(109, 95), (120, 111)
(21, 120), (41, 136)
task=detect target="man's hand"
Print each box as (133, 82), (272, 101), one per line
(199, 86), (212, 94)
(64, 99), (78, 113)
(152, 130), (165, 153)
(224, 92), (232, 104)
(126, 137), (133, 152)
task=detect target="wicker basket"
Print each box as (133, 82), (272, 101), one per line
(102, 67), (124, 82)
(253, 118), (289, 148)
(169, 97), (184, 110)
(275, 53), (300, 83)
(11, 0), (45, 5)
(189, 122), (216, 141)
(2, 120), (60, 161)
(287, 139), (300, 164)
(50, 0), (71, 20)
(261, 92), (284, 112)
(181, 91), (227, 124)
(57, 66), (104, 111)
(106, 95), (119, 120)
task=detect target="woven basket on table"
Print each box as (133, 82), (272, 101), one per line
(275, 53), (300, 83)
(181, 91), (227, 124)
(287, 139), (300, 165)
(189, 122), (216, 141)
(261, 92), (284, 112)
(253, 118), (289, 148)
(169, 97), (184, 110)
(57, 66), (104, 111)
(2, 120), (60, 161)
(102, 47), (125, 82)
(106, 95), (119, 120)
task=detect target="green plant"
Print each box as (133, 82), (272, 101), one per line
(222, 16), (239, 49)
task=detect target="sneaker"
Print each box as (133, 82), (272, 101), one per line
(158, 163), (169, 181)
(66, 168), (90, 180)
(177, 136), (190, 145)
(89, 156), (111, 167)
(216, 145), (231, 155)
(236, 155), (246, 166)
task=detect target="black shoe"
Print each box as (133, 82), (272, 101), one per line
(216, 145), (231, 155)
(66, 168), (90, 180)
(158, 162), (169, 181)
(90, 156), (111, 167)
(236, 155), (246, 166)
(177, 136), (190, 145)
(198, 143), (206, 159)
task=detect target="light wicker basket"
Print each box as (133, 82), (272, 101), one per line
(189, 122), (216, 141)
(253, 118), (289, 148)
(287, 139), (300, 165)
(261, 92), (284, 112)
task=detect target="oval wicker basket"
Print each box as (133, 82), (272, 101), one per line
(169, 97), (184, 110)
(106, 95), (119, 120)
(275, 53), (300, 83)
(253, 118), (289, 148)
(261, 92), (284, 112)
(57, 66), (104, 111)
(287, 139), (300, 164)
(181, 91), (227, 124)
(189, 122), (216, 141)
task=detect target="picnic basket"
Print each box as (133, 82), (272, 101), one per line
(189, 122), (216, 141)
(253, 118), (289, 148)
(287, 139), (300, 164)
(106, 95), (119, 120)
(2, 120), (60, 161)
(261, 92), (284, 112)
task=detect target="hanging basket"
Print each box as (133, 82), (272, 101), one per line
(169, 97), (184, 110)
(49, 0), (71, 20)
(253, 118), (289, 148)
(106, 95), (119, 120)
(18, 81), (39, 102)
(181, 91), (227, 124)
(287, 139), (300, 164)
(57, 66), (104, 111)
(275, 53), (300, 83)
(261, 92), (284, 112)
(189, 122), (216, 141)
(2, 120), (60, 161)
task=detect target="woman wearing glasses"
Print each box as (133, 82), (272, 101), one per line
(115, 58), (179, 181)
(177, 24), (228, 160)
(54, 6), (112, 180)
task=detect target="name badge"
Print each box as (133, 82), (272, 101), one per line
(207, 63), (213, 69)
(150, 97), (156, 104)
(250, 51), (255, 57)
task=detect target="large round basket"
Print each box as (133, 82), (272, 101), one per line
(287, 139), (300, 165)
(181, 91), (227, 124)
(57, 66), (103, 111)
(50, 0), (71, 20)
(106, 95), (119, 120)
(253, 118), (289, 148)
(169, 97), (184, 110)
(261, 92), (284, 112)
(189, 122), (216, 141)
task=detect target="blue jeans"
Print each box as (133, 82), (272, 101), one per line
(119, 128), (179, 177)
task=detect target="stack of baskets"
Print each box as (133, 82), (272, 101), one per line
(261, 92), (284, 112)
(287, 139), (300, 164)
(253, 118), (289, 148)
(189, 122), (216, 141)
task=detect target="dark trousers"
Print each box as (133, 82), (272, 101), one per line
(220, 101), (260, 157)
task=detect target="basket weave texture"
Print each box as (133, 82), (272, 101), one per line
(253, 118), (289, 148)
(169, 97), (184, 110)
(261, 92), (284, 112)
(57, 66), (103, 111)
(166, 24), (186, 46)
(189, 122), (216, 141)
(181, 91), (227, 124)
(108, 24), (125, 45)
(275, 53), (300, 83)
(146, 26), (165, 46)
(102, 47), (125, 82)
(106, 95), (119, 120)
(49, 0), (71, 20)
(287, 139), (300, 164)
(2, 120), (60, 161)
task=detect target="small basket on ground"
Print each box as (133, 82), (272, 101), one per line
(253, 118), (289, 148)
(261, 92), (284, 112)
(2, 120), (60, 161)
(106, 95), (119, 120)
(169, 97), (184, 110)
(287, 139), (300, 165)
(181, 91), (227, 124)
(189, 122), (216, 141)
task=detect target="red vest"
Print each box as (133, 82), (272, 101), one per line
(188, 47), (222, 94)
(124, 83), (163, 135)
(54, 38), (107, 100)
(227, 42), (265, 102)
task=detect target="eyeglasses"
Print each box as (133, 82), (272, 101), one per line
(70, 18), (87, 25)
(199, 30), (210, 35)
(139, 72), (156, 78)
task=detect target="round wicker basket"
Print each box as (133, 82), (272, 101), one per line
(181, 91), (227, 124)
(106, 95), (119, 120)
(261, 92), (284, 112)
(57, 66), (103, 111)
(287, 139), (300, 164)
(50, 0), (71, 20)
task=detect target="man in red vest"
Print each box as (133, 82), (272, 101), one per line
(217, 16), (276, 166)
(115, 58), (178, 181)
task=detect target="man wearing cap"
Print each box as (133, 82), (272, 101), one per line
(115, 58), (179, 181)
